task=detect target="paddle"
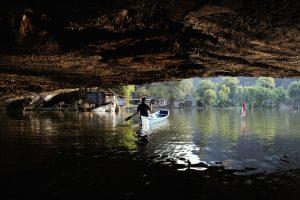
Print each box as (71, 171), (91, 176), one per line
(125, 112), (139, 121)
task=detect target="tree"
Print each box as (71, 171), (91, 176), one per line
(288, 81), (300, 106)
(195, 80), (215, 107)
(242, 86), (256, 108)
(177, 78), (194, 100)
(116, 85), (135, 104)
(203, 89), (217, 107)
(135, 86), (150, 98)
(218, 77), (240, 106)
(134, 79), (194, 102)
(218, 84), (230, 107)
(254, 86), (277, 107)
(274, 86), (287, 106)
(196, 80), (215, 96)
(256, 77), (276, 89)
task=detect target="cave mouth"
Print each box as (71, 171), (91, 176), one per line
(1, 1), (300, 199)
(1, 77), (300, 200)
(4, 76), (300, 112)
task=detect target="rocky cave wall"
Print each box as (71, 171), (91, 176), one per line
(0, 0), (299, 104)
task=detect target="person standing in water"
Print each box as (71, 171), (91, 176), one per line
(241, 101), (247, 117)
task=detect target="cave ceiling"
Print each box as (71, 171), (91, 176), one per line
(0, 0), (299, 102)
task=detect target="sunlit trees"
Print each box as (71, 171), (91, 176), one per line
(189, 77), (291, 108)
(135, 86), (150, 98)
(253, 77), (278, 107)
(274, 86), (287, 106)
(195, 80), (215, 107)
(256, 77), (276, 89)
(218, 84), (230, 107)
(115, 85), (135, 104)
(148, 79), (193, 100)
(218, 77), (240, 106)
(131, 77), (296, 108)
(254, 86), (276, 107)
(133, 79), (193, 102)
(288, 81), (300, 107)
(240, 86), (256, 109)
(178, 78), (194, 100)
(203, 89), (217, 107)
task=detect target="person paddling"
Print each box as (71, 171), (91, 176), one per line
(125, 97), (151, 121)
(137, 97), (151, 117)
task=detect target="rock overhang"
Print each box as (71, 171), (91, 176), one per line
(0, 0), (299, 103)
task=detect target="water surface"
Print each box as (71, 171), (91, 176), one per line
(1, 109), (300, 199)
(146, 109), (300, 172)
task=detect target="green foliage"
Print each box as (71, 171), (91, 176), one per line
(256, 77), (276, 89)
(218, 84), (230, 107)
(254, 86), (276, 107)
(124, 85), (135, 101)
(219, 77), (240, 88)
(196, 80), (215, 96)
(135, 86), (150, 98)
(274, 86), (287, 105)
(203, 89), (217, 107)
(178, 79), (194, 100)
(241, 86), (256, 108)
(288, 81), (300, 105)
(133, 79), (193, 101)
(115, 85), (135, 104)
(131, 77), (297, 108)
(218, 77), (240, 106)
(195, 80), (215, 107)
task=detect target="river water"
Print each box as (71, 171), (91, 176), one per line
(1, 109), (300, 199)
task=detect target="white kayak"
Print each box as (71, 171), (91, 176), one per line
(141, 109), (169, 124)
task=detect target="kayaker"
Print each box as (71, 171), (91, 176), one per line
(137, 97), (151, 117)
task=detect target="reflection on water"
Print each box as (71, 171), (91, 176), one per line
(1, 109), (300, 172)
(152, 109), (300, 173)
(1, 109), (300, 199)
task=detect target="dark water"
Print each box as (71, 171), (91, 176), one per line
(1, 109), (300, 200)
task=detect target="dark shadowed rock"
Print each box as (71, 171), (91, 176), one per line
(0, 0), (299, 103)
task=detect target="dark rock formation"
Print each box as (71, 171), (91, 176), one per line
(0, 0), (299, 103)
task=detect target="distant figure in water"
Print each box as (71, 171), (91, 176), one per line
(137, 97), (151, 117)
(241, 101), (247, 117)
